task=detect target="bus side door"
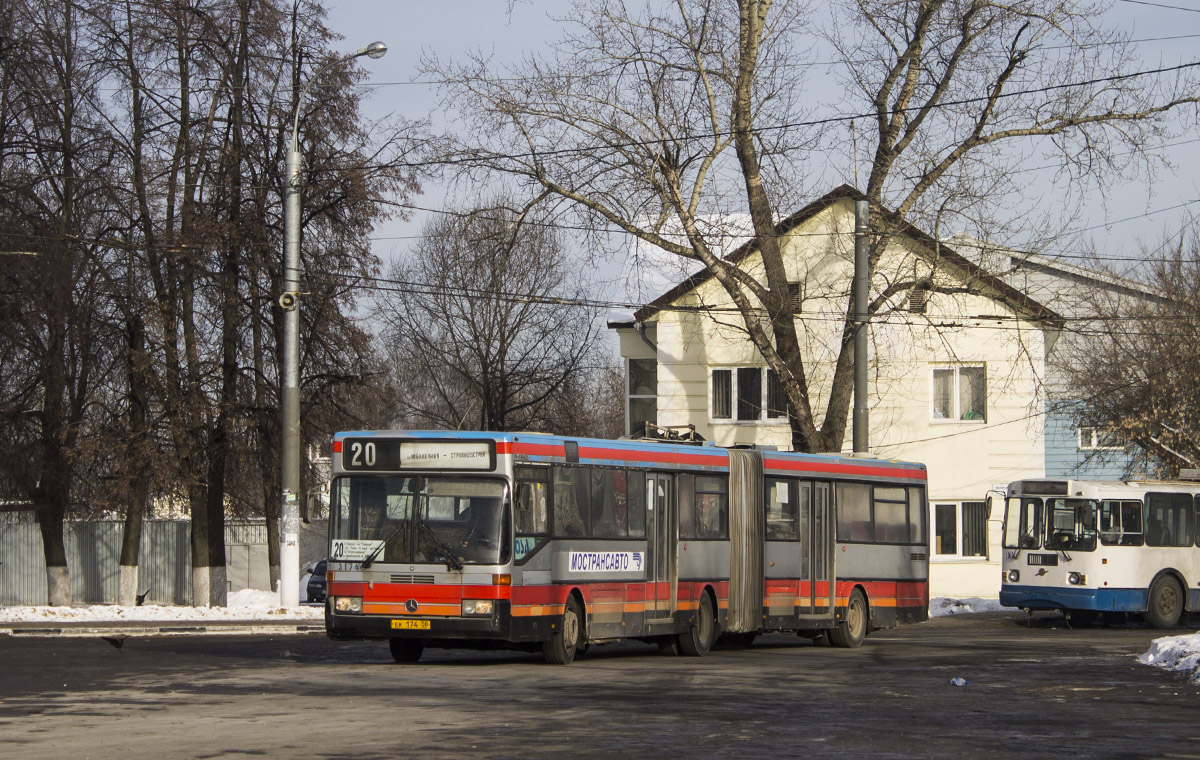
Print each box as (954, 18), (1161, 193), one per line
(805, 481), (835, 619)
(645, 473), (677, 618)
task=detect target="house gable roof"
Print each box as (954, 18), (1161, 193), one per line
(631, 185), (1064, 328)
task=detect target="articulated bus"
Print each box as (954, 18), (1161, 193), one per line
(324, 430), (929, 664)
(1000, 479), (1200, 627)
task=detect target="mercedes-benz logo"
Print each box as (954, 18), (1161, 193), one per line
(405, 599), (419, 613)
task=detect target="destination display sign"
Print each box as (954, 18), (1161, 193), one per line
(340, 438), (495, 472)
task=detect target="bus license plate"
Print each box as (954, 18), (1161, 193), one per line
(391, 620), (430, 630)
(1027, 553), (1058, 566)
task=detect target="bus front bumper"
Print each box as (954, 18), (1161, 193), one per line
(1000, 584), (1146, 612)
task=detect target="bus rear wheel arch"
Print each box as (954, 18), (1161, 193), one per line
(829, 588), (868, 648)
(542, 593), (585, 665)
(1145, 573), (1185, 629)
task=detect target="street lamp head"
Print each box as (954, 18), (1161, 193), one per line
(361, 41), (388, 60)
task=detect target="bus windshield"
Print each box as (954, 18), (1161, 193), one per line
(331, 476), (509, 566)
(1003, 497), (1043, 550)
(1044, 498), (1098, 552)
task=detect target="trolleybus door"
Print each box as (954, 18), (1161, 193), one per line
(645, 473), (677, 618)
(811, 481), (835, 616)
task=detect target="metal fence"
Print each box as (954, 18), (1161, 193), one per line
(0, 513), (329, 606)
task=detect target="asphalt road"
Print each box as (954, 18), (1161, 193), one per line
(0, 612), (1196, 760)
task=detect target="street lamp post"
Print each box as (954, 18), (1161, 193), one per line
(280, 41), (387, 608)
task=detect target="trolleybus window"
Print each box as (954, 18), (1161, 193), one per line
(1003, 497), (1042, 550)
(1044, 498), (1098, 552)
(1099, 499), (1143, 546)
(1144, 492), (1193, 547)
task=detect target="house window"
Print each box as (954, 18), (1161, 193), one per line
(711, 367), (789, 422)
(931, 365), (986, 422)
(933, 501), (989, 558)
(627, 358), (657, 436)
(1077, 426), (1125, 451)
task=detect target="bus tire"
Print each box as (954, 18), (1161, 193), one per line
(543, 596), (583, 665)
(388, 638), (424, 663)
(677, 592), (715, 657)
(828, 589), (868, 648)
(1145, 575), (1184, 629)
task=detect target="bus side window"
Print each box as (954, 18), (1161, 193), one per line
(626, 471), (646, 538)
(552, 465), (589, 537)
(1101, 500), (1144, 547)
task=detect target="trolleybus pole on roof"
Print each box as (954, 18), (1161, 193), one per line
(280, 40), (387, 607)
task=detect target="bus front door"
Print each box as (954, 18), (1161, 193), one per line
(645, 473), (677, 619)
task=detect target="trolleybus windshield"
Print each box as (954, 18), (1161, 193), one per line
(331, 476), (510, 566)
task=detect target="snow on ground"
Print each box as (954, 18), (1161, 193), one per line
(0, 588), (323, 623)
(928, 597), (1006, 617)
(1137, 632), (1200, 684)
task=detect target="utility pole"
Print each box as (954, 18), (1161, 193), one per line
(853, 199), (870, 454)
(280, 41), (387, 607)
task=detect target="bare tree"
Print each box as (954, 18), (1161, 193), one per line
(377, 199), (604, 433)
(0, 0), (124, 604)
(428, 0), (1200, 452)
(1067, 231), (1200, 477)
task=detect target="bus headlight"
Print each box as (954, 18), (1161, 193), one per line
(462, 599), (494, 616)
(334, 596), (362, 613)
(1007, 570), (1020, 583)
(1067, 572), (1086, 586)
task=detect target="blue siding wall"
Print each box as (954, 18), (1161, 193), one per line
(1044, 401), (1132, 479)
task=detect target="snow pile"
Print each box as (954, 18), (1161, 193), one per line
(929, 597), (1006, 617)
(1138, 632), (1200, 684)
(0, 587), (323, 623)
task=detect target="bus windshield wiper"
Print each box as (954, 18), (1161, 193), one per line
(418, 519), (464, 572)
(360, 523), (407, 569)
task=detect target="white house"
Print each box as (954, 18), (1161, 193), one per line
(609, 186), (1065, 598)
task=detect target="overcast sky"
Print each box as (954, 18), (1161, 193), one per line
(320, 0), (1200, 303)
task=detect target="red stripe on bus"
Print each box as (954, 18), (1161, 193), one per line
(764, 458), (927, 480)
(510, 441), (728, 468)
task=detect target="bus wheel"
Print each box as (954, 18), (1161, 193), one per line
(388, 638), (424, 663)
(678, 593), (715, 657)
(1146, 575), (1184, 629)
(543, 596), (583, 665)
(828, 589), (868, 648)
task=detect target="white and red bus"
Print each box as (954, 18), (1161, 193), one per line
(324, 431), (929, 664)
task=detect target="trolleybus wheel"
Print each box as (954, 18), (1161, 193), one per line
(1145, 575), (1183, 629)
(388, 638), (424, 663)
(677, 592), (715, 656)
(828, 589), (868, 648)
(543, 596), (583, 665)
